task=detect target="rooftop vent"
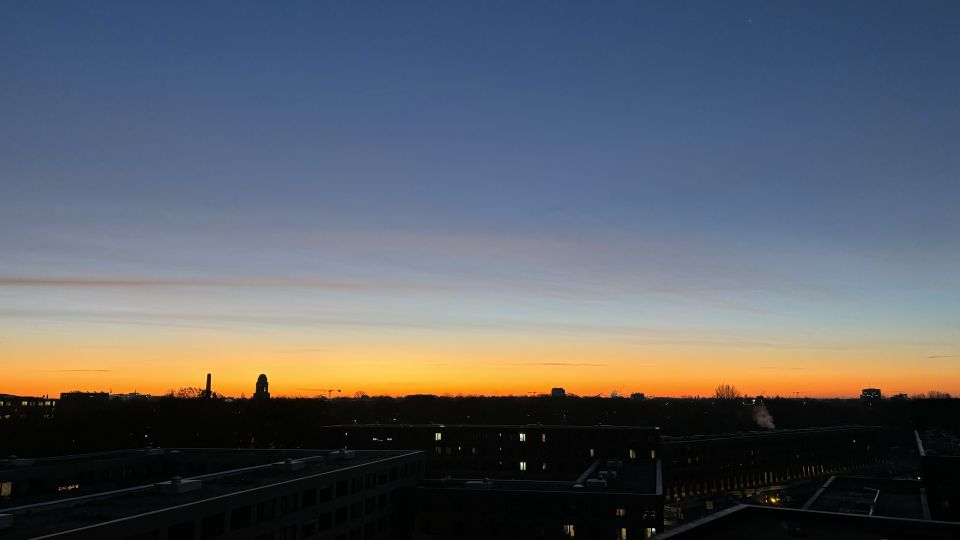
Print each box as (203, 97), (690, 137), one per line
(328, 449), (356, 460)
(154, 475), (202, 494)
(273, 458), (307, 471)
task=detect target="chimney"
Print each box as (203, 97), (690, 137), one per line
(205, 373), (212, 399)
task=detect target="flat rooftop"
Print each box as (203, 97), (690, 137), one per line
(1, 448), (421, 540)
(324, 423), (659, 430)
(658, 504), (960, 540)
(663, 425), (882, 443)
(803, 476), (929, 520)
(418, 458), (661, 495)
(916, 428), (960, 457)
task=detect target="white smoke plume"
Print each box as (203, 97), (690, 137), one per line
(753, 403), (776, 430)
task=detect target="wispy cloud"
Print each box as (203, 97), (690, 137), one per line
(0, 276), (444, 291)
(508, 362), (609, 367)
(928, 355), (960, 359)
(756, 366), (806, 371)
(42, 369), (111, 373)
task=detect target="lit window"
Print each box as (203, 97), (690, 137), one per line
(520, 461), (527, 471)
(589, 448), (595, 458)
(1, 481), (12, 498)
(644, 527), (657, 539)
(519, 432), (527, 442)
(542, 462), (547, 470)
(434, 432), (442, 441)
(615, 507), (626, 517)
(650, 450), (656, 459)
(541, 433), (547, 443)
(618, 527), (628, 540)
(563, 524), (576, 537)
(629, 449), (637, 459)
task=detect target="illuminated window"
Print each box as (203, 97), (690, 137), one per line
(519, 461), (527, 471)
(563, 524), (576, 537)
(541, 433), (547, 443)
(434, 432), (442, 441)
(1, 481), (12, 498)
(589, 448), (595, 458)
(644, 527), (657, 539)
(542, 462), (547, 471)
(650, 450), (656, 459)
(519, 432), (527, 442)
(618, 527), (628, 540)
(615, 507), (626, 517)
(629, 449), (637, 459)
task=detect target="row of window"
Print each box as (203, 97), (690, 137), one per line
(0, 400), (56, 407)
(430, 431), (657, 444)
(429, 446), (651, 460)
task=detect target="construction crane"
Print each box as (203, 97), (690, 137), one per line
(319, 389), (341, 398)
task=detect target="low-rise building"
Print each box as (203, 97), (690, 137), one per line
(916, 428), (960, 522)
(318, 424), (660, 480)
(0, 448), (424, 540)
(413, 457), (662, 539)
(0, 395), (56, 421)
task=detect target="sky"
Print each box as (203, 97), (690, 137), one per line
(1, 1), (958, 398)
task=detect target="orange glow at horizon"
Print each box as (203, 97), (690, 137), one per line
(4, 332), (957, 399)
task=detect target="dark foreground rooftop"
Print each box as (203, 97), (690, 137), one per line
(1, 448), (421, 540)
(419, 457), (661, 495)
(658, 504), (960, 540)
(803, 476), (930, 520)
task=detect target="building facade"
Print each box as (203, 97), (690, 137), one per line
(1, 448), (424, 540)
(318, 424), (660, 481)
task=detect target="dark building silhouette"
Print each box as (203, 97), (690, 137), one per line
(551, 388), (566, 398)
(0, 395), (56, 421)
(254, 374), (270, 399)
(58, 391), (109, 404)
(916, 428), (960, 522)
(57, 391), (109, 412)
(413, 458), (663, 539)
(860, 388), (882, 405)
(661, 426), (888, 524)
(319, 424), (665, 537)
(0, 448), (423, 539)
(203, 373), (212, 399)
(318, 424), (660, 480)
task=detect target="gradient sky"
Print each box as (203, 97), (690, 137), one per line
(2, 1), (958, 398)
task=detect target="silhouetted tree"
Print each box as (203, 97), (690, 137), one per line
(715, 384), (742, 400)
(166, 387), (224, 399)
(912, 390), (952, 399)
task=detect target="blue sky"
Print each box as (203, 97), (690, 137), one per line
(1, 1), (958, 396)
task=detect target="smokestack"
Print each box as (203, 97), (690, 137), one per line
(205, 373), (212, 399)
